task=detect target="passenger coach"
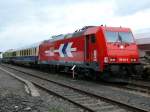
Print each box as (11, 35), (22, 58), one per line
(2, 43), (40, 65)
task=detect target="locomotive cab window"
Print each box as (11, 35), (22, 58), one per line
(91, 34), (96, 43)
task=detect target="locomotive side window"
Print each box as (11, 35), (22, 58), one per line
(91, 34), (96, 43)
(85, 35), (89, 59)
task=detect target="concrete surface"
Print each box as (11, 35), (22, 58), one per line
(0, 67), (40, 97)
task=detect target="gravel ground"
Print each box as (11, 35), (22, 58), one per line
(3, 64), (150, 111)
(0, 69), (50, 112)
(37, 87), (85, 112)
(0, 66), (85, 112)
(0, 93), (47, 112)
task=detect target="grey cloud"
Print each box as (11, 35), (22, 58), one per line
(115, 0), (150, 16)
(0, 0), (35, 27)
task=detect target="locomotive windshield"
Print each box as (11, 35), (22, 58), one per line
(105, 31), (134, 43)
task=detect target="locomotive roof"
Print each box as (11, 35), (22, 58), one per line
(44, 26), (99, 42)
(44, 26), (131, 43)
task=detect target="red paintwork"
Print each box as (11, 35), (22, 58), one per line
(39, 36), (85, 62)
(39, 26), (139, 72)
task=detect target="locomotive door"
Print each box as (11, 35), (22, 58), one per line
(85, 34), (96, 62)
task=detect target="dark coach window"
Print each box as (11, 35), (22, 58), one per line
(91, 34), (96, 43)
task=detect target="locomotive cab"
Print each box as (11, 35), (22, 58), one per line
(101, 27), (141, 79)
(105, 29), (139, 64)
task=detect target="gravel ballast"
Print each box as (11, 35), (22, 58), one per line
(0, 66), (85, 112)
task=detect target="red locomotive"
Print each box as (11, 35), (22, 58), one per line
(38, 26), (141, 80)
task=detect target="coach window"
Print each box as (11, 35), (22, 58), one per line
(29, 49), (31, 56)
(27, 50), (28, 56)
(23, 50), (25, 56)
(30, 49), (31, 56)
(30, 49), (32, 56)
(28, 49), (30, 56)
(34, 48), (36, 55)
(24, 50), (25, 56)
(26, 50), (28, 56)
(31, 49), (33, 55)
(23, 50), (24, 56)
(91, 34), (96, 43)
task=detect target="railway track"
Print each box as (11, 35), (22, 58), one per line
(1, 64), (149, 112)
(104, 82), (150, 98)
(100, 80), (150, 97)
(125, 80), (150, 96)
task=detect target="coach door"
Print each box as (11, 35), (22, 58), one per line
(85, 34), (96, 62)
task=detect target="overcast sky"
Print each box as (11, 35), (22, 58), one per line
(0, 0), (150, 51)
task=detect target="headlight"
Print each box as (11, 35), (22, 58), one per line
(110, 58), (116, 62)
(131, 58), (137, 62)
(104, 57), (108, 63)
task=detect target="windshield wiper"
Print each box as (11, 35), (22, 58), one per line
(113, 33), (122, 45)
(118, 33), (123, 43)
(113, 33), (129, 47)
